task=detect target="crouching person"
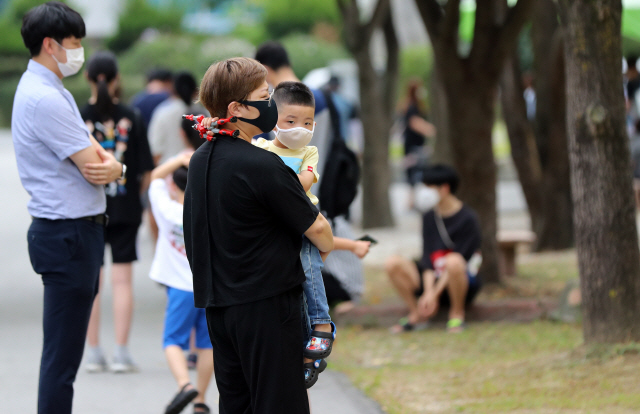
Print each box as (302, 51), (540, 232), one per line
(387, 164), (482, 333)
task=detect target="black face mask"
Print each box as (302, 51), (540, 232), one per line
(238, 97), (279, 133)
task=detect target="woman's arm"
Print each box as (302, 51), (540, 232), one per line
(304, 212), (334, 253)
(408, 115), (436, 138)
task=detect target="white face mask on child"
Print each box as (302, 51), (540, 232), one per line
(275, 123), (315, 150)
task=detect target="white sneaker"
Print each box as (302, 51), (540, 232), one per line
(85, 352), (108, 373)
(110, 355), (138, 373)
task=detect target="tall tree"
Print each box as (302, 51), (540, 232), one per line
(557, 0), (640, 343)
(415, 0), (534, 283)
(500, 0), (574, 251)
(337, 0), (398, 228)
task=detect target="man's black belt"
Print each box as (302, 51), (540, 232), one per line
(33, 214), (109, 227)
(80, 214), (109, 226)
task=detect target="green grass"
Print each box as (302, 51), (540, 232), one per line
(330, 322), (640, 413)
(333, 251), (640, 413)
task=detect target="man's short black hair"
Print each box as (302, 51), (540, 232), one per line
(173, 167), (189, 192)
(627, 56), (639, 72)
(273, 81), (315, 108)
(147, 68), (173, 83)
(21, 1), (86, 57)
(422, 164), (459, 194)
(255, 41), (290, 71)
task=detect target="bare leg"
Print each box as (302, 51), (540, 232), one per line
(385, 255), (422, 323)
(444, 253), (469, 321)
(165, 345), (192, 389)
(112, 263), (134, 346)
(193, 348), (214, 406)
(86, 268), (105, 347)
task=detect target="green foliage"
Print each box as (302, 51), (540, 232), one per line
(398, 45), (433, 105)
(118, 34), (255, 80)
(517, 24), (534, 73)
(280, 34), (349, 79)
(106, 0), (182, 53)
(250, 0), (340, 39)
(232, 22), (269, 46)
(0, 76), (20, 126)
(0, 0), (64, 57)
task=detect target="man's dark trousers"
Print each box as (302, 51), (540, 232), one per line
(28, 219), (104, 414)
(206, 286), (310, 414)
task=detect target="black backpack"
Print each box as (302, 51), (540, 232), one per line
(318, 89), (360, 219)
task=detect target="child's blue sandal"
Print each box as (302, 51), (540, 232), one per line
(303, 321), (336, 359)
(304, 358), (327, 389)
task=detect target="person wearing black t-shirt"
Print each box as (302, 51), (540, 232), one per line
(386, 165), (482, 334)
(80, 52), (154, 372)
(184, 57), (333, 414)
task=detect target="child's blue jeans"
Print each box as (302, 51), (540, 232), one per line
(300, 235), (332, 328)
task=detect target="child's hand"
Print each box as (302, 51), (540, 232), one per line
(200, 117), (220, 137)
(351, 241), (371, 259)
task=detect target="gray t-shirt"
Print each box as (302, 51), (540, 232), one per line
(11, 60), (106, 219)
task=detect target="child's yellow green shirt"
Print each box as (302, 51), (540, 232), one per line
(254, 138), (319, 205)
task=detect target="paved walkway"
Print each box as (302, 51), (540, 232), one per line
(0, 132), (385, 413)
(0, 127), (533, 412)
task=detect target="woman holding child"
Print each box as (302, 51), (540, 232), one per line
(184, 57), (334, 413)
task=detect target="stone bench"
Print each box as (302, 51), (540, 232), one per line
(497, 230), (536, 277)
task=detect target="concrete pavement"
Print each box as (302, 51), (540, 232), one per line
(0, 131), (385, 413)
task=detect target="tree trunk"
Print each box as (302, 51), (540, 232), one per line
(532, 0), (574, 250)
(336, 0), (396, 229)
(499, 51), (544, 236)
(355, 49), (394, 229)
(536, 32), (573, 250)
(447, 82), (500, 284)
(559, 0), (640, 343)
(430, 66), (453, 165)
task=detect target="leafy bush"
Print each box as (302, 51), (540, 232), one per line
(280, 34), (349, 79)
(0, 0), (65, 57)
(106, 0), (182, 53)
(250, 0), (340, 39)
(118, 34), (255, 80)
(398, 44), (433, 97)
(232, 22), (269, 46)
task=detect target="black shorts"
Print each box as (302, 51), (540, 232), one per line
(104, 224), (139, 263)
(413, 260), (481, 307)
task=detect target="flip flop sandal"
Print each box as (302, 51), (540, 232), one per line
(304, 358), (328, 389)
(390, 317), (429, 333)
(193, 403), (210, 414)
(446, 318), (466, 333)
(165, 383), (199, 414)
(303, 321), (337, 359)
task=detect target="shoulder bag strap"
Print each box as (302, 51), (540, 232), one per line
(434, 210), (455, 250)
